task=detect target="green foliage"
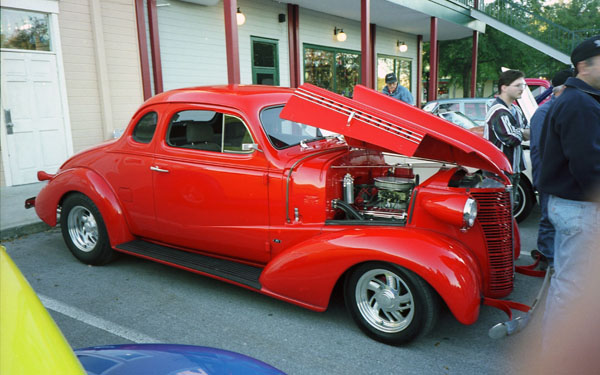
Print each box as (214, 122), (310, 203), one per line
(425, 0), (599, 96)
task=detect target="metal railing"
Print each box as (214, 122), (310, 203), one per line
(450, 0), (599, 55)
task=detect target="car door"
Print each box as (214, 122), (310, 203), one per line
(152, 105), (271, 263)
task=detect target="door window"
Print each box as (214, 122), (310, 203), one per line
(304, 44), (360, 97)
(166, 110), (253, 153)
(251, 37), (279, 85)
(0, 9), (51, 51)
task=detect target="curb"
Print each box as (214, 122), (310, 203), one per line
(0, 222), (54, 241)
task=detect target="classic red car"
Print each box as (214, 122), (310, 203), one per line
(28, 84), (530, 345)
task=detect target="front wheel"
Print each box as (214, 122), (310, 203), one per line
(60, 193), (115, 265)
(344, 262), (439, 345)
(514, 175), (535, 223)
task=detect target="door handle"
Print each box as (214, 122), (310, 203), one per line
(4, 109), (14, 135)
(150, 166), (169, 173)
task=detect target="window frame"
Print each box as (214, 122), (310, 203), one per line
(376, 54), (413, 93)
(303, 43), (361, 97)
(251, 36), (279, 86)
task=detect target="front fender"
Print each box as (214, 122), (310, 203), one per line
(260, 227), (482, 324)
(35, 168), (134, 246)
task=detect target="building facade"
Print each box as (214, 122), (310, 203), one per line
(1, 0), (484, 186)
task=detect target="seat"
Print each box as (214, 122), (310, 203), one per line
(185, 124), (221, 151)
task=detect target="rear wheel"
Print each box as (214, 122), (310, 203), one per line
(60, 193), (115, 265)
(344, 262), (439, 345)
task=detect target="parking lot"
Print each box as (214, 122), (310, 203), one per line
(3, 208), (546, 375)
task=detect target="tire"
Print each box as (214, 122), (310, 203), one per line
(514, 175), (535, 223)
(344, 262), (440, 345)
(60, 193), (115, 265)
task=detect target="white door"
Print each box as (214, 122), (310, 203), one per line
(1, 51), (68, 185)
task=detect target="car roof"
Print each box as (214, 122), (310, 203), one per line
(143, 85), (295, 108)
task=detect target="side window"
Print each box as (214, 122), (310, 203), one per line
(132, 112), (158, 143)
(166, 110), (253, 153)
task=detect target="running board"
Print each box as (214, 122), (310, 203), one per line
(115, 240), (263, 290)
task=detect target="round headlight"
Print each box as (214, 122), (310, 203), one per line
(463, 198), (478, 229)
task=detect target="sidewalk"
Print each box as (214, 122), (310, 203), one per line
(0, 182), (51, 241)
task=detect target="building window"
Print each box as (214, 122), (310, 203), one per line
(377, 55), (412, 93)
(304, 44), (361, 98)
(251, 37), (279, 85)
(0, 9), (51, 51)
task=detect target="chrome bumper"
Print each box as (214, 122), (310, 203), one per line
(484, 266), (552, 339)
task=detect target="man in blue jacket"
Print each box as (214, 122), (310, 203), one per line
(529, 69), (572, 268)
(382, 73), (414, 105)
(538, 35), (600, 368)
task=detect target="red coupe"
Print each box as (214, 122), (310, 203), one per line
(29, 83), (529, 345)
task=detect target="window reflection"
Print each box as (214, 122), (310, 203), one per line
(304, 46), (360, 97)
(0, 9), (51, 51)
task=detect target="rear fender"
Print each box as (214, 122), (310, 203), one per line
(260, 227), (482, 324)
(35, 168), (134, 246)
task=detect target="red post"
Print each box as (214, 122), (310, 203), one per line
(416, 35), (423, 107)
(223, 0), (240, 85)
(471, 30), (479, 97)
(134, 0), (152, 100)
(428, 17), (438, 101)
(361, 0), (372, 88)
(147, 0), (163, 94)
(287, 4), (300, 88)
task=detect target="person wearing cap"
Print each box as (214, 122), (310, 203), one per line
(382, 72), (414, 105)
(538, 35), (600, 365)
(484, 69), (529, 203)
(528, 68), (573, 269)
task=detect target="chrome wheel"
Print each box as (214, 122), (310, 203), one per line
(67, 205), (99, 252)
(355, 268), (415, 333)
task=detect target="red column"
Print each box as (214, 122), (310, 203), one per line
(471, 30), (479, 97)
(428, 17), (438, 101)
(134, 0), (151, 100)
(287, 4), (300, 88)
(416, 35), (423, 107)
(147, 0), (163, 94)
(360, 0), (372, 88)
(223, 0), (240, 85)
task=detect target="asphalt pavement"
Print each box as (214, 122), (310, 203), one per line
(2, 203), (548, 375)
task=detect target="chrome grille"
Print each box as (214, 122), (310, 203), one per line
(471, 190), (514, 297)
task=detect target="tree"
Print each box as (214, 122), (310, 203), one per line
(425, 0), (599, 97)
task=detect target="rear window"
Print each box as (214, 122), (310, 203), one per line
(132, 112), (158, 143)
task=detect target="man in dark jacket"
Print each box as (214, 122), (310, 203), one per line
(538, 35), (600, 369)
(529, 69), (572, 267)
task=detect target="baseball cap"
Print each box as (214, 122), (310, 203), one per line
(551, 68), (573, 87)
(385, 73), (397, 84)
(570, 35), (600, 66)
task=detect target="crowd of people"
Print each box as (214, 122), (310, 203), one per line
(485, 36), (599, 371)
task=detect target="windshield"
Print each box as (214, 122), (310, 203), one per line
(260, 105), (327, 149)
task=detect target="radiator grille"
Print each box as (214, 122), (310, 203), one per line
(471, 190), (514, 297)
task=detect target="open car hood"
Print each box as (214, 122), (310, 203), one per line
(280, 84), (512, 184)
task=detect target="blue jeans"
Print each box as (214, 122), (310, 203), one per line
(537, 192), (555, 261)
(542, 196), (600, 352)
